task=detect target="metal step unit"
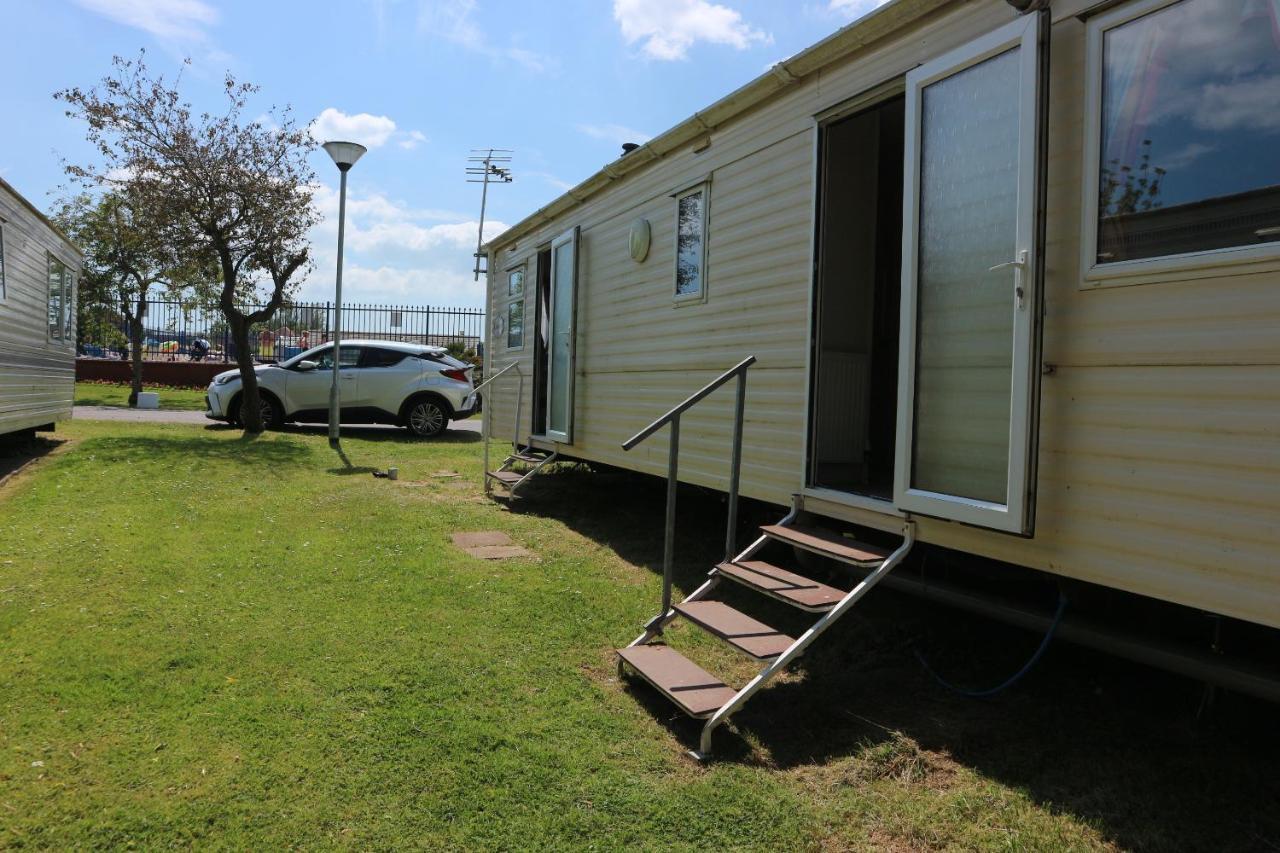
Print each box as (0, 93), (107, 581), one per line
(608, 355), (916, 758)
(617, 495), (915, 760)
(485, 445), (558, 499)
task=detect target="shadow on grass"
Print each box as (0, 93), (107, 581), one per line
(282, 424), (482, 444)
(76, 431), (310, 466)
(0, 434), (67, 482)
(504, 464), (1280, 852)
(327, 441), (378, 476)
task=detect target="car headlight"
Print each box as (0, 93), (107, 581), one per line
(214, 374), (238, 386)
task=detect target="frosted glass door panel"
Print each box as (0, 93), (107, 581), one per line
(912, 47), (1019, 505)
(548, 232), (576, 439)
(895, 13), (1043, 534)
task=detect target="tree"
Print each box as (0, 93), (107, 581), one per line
(54, 192), (203, 406)
(57, 53), (317, 432)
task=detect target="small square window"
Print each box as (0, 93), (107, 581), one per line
(507, 299), (524, 349)
(1085, 0), (1280, 277)
(674, 185), (708, 301)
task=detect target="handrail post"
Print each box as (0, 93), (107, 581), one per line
(724, 368), (747, 563)
(513, 367), (524, 452)
(660, 415), (680, 624)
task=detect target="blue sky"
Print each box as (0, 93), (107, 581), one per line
(2, 0), (887, 308)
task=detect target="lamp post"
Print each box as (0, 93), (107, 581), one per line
(321, 140), (367, 447)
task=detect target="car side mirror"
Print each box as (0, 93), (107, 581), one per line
(296, 360), (319, 372)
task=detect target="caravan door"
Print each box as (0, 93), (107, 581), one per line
(546, 226), (579, 443)
(894, 14), (1046, 534)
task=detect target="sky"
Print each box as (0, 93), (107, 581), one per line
(2, 0), (889, 309)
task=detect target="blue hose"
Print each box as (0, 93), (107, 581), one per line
(915, 590), (1068, 698)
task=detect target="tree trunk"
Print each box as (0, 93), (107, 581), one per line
(229, 314), (264, 433)
(126, 299), (146, 407)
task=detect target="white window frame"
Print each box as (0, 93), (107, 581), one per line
(46, 251), (71, 343)
(504, 263), (526, 351)
(671, 180), (709, 306)
(545, 227), (579, 444)
(1080, 0), (1280, 288)
(894, 13), (1044, 535)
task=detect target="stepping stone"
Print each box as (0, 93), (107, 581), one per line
(451, 531), (511, 548)
(450, 531), (531, 560)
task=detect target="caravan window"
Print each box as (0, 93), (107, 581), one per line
(507, 299), (524, 349)
(504, 265), (525, 350)
(47, 254), (69, 342)
(1085, 0), (1280, 276)
(673, 183), (708, 302)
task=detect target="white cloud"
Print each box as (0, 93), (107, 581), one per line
(311, 183), (468, 227)
(416, 0), (556, 72)
(613, 0), (771, 61)
(347, 219), (509, 254)
(398, 130), (429, 150)
(525, 170), (575, 192)
(1153, 142), (1215, 172)
(305, 181), (504, 306)
(577, 123), (653, 146)
(827, 0), (891, 19)
(299, 263), (486, 307)
(311, 108), (399, 150)
(74, 0), (218, 43)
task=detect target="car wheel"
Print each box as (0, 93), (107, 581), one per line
(231, 393), (283, 430)
(405, 397), (447, 438)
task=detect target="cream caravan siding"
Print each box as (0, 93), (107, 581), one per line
(0, 181), (79, 436)
(487, 0), (1280, 630)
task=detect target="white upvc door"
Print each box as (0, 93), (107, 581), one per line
(894, 13), (1046, 534)
(545, 226), (579, 443)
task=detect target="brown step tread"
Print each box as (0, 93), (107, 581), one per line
(511, 452), (550, 464)
(617, 645), (737, 718)
(761, 524), (889, 567)
(716, 560), (845, 612)
(674, 600), (795, 660)
(486, 470), (523, 486)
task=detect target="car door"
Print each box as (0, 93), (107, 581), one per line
(357, 347), (416, 415)
(285, 343), (361, 417)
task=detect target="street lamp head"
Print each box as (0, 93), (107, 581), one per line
(322, 140), (367, 172)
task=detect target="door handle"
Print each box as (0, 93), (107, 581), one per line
(989, 249), (1029, 310)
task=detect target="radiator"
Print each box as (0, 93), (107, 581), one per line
(815, 351), (870, 464)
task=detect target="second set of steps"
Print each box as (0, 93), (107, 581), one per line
(485, 445), (558, 498)
(617, 510), (915, 758)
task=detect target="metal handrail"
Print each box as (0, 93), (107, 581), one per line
(621, 355), (756, 630)
(478, 361), (524, 494)
(473, 360), (518, 394)
(622, 356), (756, 449)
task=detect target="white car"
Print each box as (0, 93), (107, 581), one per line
(205, 339), (478, 437)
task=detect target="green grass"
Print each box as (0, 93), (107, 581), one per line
(74, 381), (208, 410)
(0, 422), (1276, 849)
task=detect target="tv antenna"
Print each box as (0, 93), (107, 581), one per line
(468, 148), (513, 281)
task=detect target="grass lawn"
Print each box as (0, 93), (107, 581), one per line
(1, 421), (1277, 849)
(74, 381), (208, 411)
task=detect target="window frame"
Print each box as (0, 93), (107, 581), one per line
(47, 252), (72, 345)
(1080, 0), (1280, 288)
(503, 261), (526, 351)
(671, 179), (710, 306)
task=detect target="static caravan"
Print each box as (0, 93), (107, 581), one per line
(482, 0), (1280, 754)
(0, 178), (81, 439)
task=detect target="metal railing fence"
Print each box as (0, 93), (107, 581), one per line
(76, 298), (484, 365)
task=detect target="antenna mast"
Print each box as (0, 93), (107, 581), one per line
(467, 148), (513, 281)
